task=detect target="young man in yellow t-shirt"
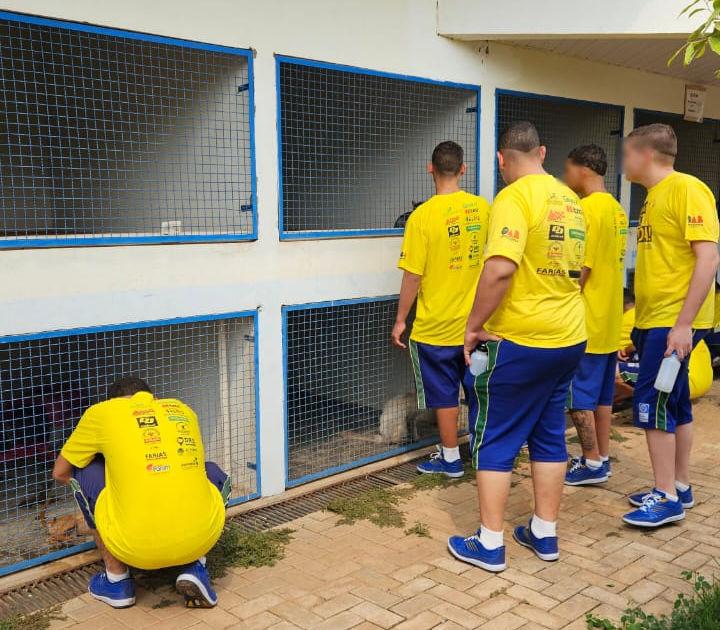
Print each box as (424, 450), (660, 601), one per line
(448, 122), (586, 572)
(562, 145), (628, 486)
(621, 124), (719, 528)
(392, 141), (491, 477)
(52, 376), (230, 608)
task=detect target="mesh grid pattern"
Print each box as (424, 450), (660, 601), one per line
(278, 60), (479, 236)
(0, 314), (257, 573)
(496, 91), (623, 196)
(284, 298), (468, 485)
(0, 14), (254, 245)
(630, 111), (720, 222)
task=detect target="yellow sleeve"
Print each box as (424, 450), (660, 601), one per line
(398, 211), (426, 275)
(581, 200), (599, 270)
(679, 181), (720, 243)
(60, 407), (100, 469)
(484, 188), (529, 266)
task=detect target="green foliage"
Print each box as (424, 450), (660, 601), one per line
(404, 521), (431, 537)
(411, 462), (474, 491)
(671, 1), (720, 76)
(0, 605), (65, 630)
(586, 571), (720, 630)
(610, 429), (628, 444)
(151, 598), (176, 609)
(326, 487), (413, 528)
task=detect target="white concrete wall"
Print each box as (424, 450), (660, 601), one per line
(3, 0), (720, 496)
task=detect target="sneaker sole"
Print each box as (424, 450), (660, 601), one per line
(416, 465), (464, 478)
(176, 575), (217, 608)
(88, 590), (135, 609)
(512, 531), (559, 562)
(622, 512), (686, 528)
(627, 499), (695, 509)
(446, 542), (506, 572)
(564, 475), (609, 486)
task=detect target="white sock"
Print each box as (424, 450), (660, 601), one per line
(442, 446), (460, 462)
(675, 481), (690, 492)
(530, 515), (557, 539)
(600, 455), (609, 462)
(662, 491), (679, 502)
(585, 458), (603, 470)
(478, 524), (504, 550)
(106, 569), (130, 583)
(198, 556), (207, 567)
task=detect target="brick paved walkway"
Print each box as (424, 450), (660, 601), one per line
(48, 388), (720, 630)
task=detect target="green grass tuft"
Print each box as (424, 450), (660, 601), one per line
(327, 487), (412, 528)
(0, 605), (65, 630)
(152, 598), (176, 609)
(489, 587), (508, 598)
(404, 521), (431, 537)
(586, 571), (720, 629)
(412, 462), (475, 491)
(610, 429), (628, 443)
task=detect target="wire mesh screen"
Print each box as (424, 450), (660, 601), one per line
(0, 314), (257, 575)
(0, 14), (254, 246)
(278, 59), (479, 236)
(496, 92), (623, 196)
(284, 298), (469, 485)
(630, 111), (720, 223)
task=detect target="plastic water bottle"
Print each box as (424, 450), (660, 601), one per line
(469, 344), (489, 376)
(654, 352), (681, 393)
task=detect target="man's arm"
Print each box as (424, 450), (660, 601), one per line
(579, 266), (591, 291)
(52, 454), (74, 485)
(392, 271), (421, 349)
(463, 256), (517, 364)
(666, 240), (720, 360)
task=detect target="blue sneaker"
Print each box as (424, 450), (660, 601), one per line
(447, 533), (506, 572)
(176, 560), (218, 608)
(570, 456), (612, 478)
(628, 486), (694, 509)
(565, 457), (608, 486)
(622, 490), (685, 527)
(416, 450), (464, 478)
(513, 521), (559, 561)
(88, 572), (135, 608)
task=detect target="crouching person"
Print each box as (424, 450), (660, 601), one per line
(52, 376), (231, 609)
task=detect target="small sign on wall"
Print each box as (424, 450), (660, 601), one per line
(684, 85), (706, 122)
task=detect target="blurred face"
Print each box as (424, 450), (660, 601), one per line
(562, 159), (584, 194)
(623, 139), (654, 184)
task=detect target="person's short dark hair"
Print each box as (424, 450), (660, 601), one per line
(431, 141), (464, 177)
(623, 288), (635, 308)
(568, 144), (608, 176)
(627, 123), (677, 160)
(497, 121), (541, 153)
(107, 375), (153, 399)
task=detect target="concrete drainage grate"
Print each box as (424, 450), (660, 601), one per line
(0, 452), (434, 618)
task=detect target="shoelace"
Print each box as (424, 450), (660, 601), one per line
(463, 534), (481, 550)
(428, 450), (442, 461)
(568, 459), (585, 474)
(639, 492), (664, 511)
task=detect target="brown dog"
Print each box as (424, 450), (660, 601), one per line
(38, 499), (92, 548)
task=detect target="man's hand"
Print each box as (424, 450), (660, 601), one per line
(52, 454), (73, 485)
(666, 324), (693, 360)
(464, 329), (502, 366)
(391, 320), (407, 349)
(618, 344), (636, 362)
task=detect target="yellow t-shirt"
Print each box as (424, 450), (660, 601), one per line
(399, 191), (491, 346)
(581, 192), (629, 353)
(619, 307), (634, 350)
(635, 172), (719, 329)
(484, 174), (586, 348)
(689, 339), (713, 399)
(61, 392), (226, 570)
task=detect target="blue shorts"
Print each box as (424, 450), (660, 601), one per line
(568, 352), (617, 410)
(631, 327), (708, 433)
(71, 456), (231, 529)
(464, 339), (586, 472)
(409, 340), (466, 409)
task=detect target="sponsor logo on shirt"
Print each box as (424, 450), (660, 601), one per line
(145, 450), (168, 461)
(447, 225), (461, 237)
(399, 251), (407, 259)
(548, 224), (565, 241)
(568, 229), (585, 241)
(449, 237), (461, 251)
(166, 415), (188, 422)
(637, 225), (652, 243)
(446, 216), (460, 225)
(133, 408), (155, 416)
(146, 464), (171, 473)
(136, 416), (158, 428)
(501, 227), (519, 241)
(177, 436), (197, 447)
(547, 243), (563, 259)
(547, 210), (565, 222)
(466, 224), (482, 232)
(175, 422), (191, 435)
(688, 215), (704, 225)
(142, 428), (162, 444)
(536, 267), (566, 276)
(181, 457), (200, 469)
